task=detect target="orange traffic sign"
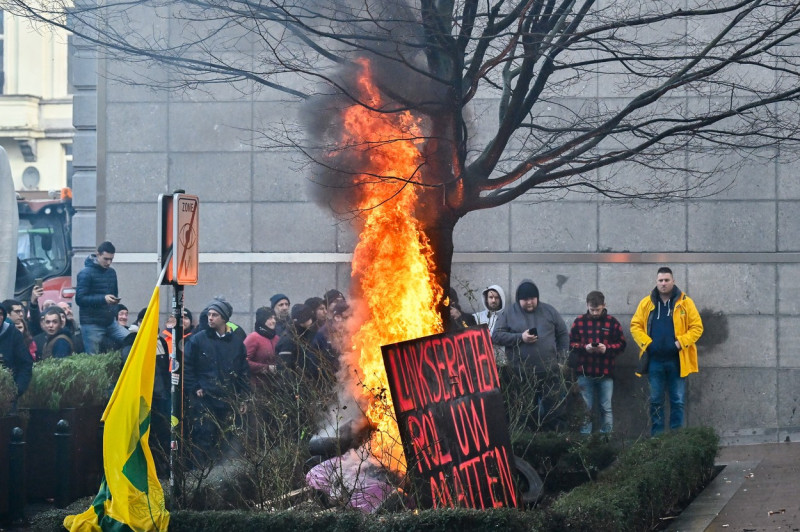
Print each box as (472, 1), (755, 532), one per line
(174, 194), (199, 285)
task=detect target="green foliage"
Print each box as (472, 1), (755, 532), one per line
(17, 351), (120, 410)
(0, 366), (17, 417)
(25, 429), (717, 532)
(545, 427), (719, 531)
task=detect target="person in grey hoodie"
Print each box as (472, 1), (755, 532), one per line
(492, 279), (569, 372)
(492, 279), (570, 429)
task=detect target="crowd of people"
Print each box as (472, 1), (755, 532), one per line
(1, 240), (705, 470)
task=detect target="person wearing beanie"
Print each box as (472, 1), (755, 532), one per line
(244, 307), (280, 388)
(323, 289), (345, 313)
(492, 278), (569, 429)
(161, 308), (195, 355)
(304, 297), (328, 331)
(184, 296), (250, 466)
(270, 293), (291, 335)
(276, 303), (323, 381)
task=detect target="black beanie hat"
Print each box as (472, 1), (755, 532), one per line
(254, 306), (276, 330)
(206, 297), (233, 322)
(291, 303), (314, 325)
(270, 293), (290, 309)
(324, 289), (345, 306)
(517, 281), (539, 301)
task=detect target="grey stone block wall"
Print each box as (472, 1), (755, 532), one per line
(74, 7), (800, 446)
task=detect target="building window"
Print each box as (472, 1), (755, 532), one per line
(64, 143), (73, 188)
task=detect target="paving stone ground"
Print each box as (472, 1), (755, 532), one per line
(668, 442), (800, 532)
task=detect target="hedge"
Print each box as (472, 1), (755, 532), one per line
(29, 427), (718, 532)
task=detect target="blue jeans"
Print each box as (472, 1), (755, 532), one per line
(648, 357), (685, 436)
(81, 322), (130, 354)
(577, 375), (613, 434)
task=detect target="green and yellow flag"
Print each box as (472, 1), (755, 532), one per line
(65, 285), (170, 532)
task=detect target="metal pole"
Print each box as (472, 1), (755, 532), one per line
(169, 283), (184, 508)
(54, 419), (72, 508)
(9, 426), (25, 524)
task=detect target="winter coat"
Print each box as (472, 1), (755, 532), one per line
(630, 286), (703, 378)
(0, 320), (33, 396)
(33, 328), (74, 360)
(75, 254), (119, 326)
(473, 284), (507, 333)
(492, 279), (569, 372)
(184, 326), (250, 408)
(244, 331), (280, 376)
(568, 310), (626, 378)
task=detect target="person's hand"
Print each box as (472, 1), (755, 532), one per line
(522, 330), (538, 343)
(105, 294), (120, 304)
(196, 389), (204, 398)
(585, 343), (595, 352)
(31, 285), (44, 303)
(598, 343), (607, 354)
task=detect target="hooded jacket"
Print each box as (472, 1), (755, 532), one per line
(75, 254), (119, 327)
(492, 279), (569, 372)
(630, 285), (703, 378)
(0, 320), (33, 396)
(473, 284), (506, 333)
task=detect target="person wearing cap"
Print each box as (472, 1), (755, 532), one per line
(184, 297), (250, 465)
(492, 279), (569, 429)
(270, 293), (291, 336)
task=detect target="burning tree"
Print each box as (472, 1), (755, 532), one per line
(8, 0), (800, 474)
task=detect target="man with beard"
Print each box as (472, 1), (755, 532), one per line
(569, 291), (626, 434)
(631, 267), (703, 436)
(473, 284), (507, 364)
(492, 279), (569, 429)
(270, 293), (291, 336)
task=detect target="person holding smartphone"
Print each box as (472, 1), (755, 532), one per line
(75, 241), (130, 354)
(492, 279), (570, 429)
(568, 291), (627, 435)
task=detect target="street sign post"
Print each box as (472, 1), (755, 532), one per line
(158, 191), (199, 508)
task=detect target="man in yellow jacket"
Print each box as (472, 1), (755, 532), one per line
(630, 267), (703, 436)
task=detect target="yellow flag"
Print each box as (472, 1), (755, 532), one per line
(65, 285), (170, 532)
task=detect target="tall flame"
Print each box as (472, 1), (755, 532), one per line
(340, 58), (443, 473)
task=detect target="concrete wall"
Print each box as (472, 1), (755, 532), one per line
(72, 7), (800, 445)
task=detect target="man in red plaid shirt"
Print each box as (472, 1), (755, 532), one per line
(569, 291), (626, 434)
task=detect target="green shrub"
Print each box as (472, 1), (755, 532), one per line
(17, 351), (121, 410)
(0, 366), (17, 416)
(544, 427), (719, 531)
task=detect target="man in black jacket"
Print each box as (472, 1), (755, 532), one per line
(75, 241), (129, 354)
(0, 305), (33, 410)
(184, 297), (250, 465)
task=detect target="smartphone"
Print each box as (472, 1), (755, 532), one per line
(591, 342), (599, 347)
(528, 327), (538, 336)
(34, 277), (43, 289)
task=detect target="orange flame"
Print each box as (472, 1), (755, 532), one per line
(340, 58), (443, 473)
